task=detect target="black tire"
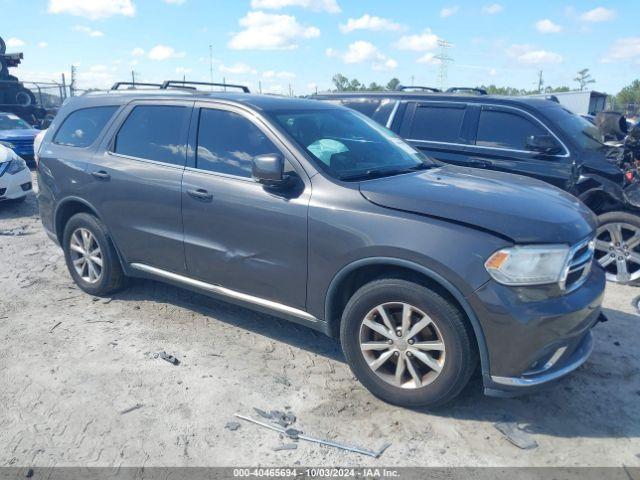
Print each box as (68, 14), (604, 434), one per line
(15, 88), (36, 107)
(0, 59), (8, 79)
(62, 212), (128, 296)
(0, 36), (6, 54)
(340, 279), (477, 408)
(596, 211), (640, 286)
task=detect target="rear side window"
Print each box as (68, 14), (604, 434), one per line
(409, 105), (466, 143)
(196, 108), (280, 178)
(53, 106), (118, 147)
(114, 105), (188, 166)
(476, 109), (546, 150)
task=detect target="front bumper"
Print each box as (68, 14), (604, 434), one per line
(0, 167), (32, 200)
(468, 263), (605, 396)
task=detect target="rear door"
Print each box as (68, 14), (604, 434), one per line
(399, 101), (481, 167)
(180, 102), (310, 310)
(86, 100), (193, 273)
(468, 105), (574, 189)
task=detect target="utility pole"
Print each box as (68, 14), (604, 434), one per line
(288, 83), (293, 97)
(537, 70), (544, 93)
(131, 70), (136, 86)
(258, 80), (262, 94)
(209, 44), (213, 89)
(70, 65), (77, 96)
(411, 75), (415, 86)
(61, 73), (67, 100)
(435, 39), (453, 91)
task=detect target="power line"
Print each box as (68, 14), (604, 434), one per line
(435, 39), (453, 91)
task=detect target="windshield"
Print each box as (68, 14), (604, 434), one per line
(269, 108), (436, 180)
(0, 114), (31, 131)
(541, 106), (604, 151)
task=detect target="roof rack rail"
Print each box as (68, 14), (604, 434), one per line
(395, 85), (441, 93)
(161, 80), (250, 93)
(445, 87), (488, 95)
(111, 82), (163, 90)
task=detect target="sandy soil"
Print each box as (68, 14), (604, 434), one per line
(1, 180), (639, 468)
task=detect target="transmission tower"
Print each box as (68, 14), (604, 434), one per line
(435, 39), (453, 91)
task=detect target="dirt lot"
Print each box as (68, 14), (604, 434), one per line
(1, 180), (639, 469)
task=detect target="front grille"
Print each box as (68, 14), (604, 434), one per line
(562, 237), (595, 292)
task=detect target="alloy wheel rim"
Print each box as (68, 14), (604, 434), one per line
(69, 228), (103, 284)
(595, 222), (640, 283)
(359, 302), (446, 389)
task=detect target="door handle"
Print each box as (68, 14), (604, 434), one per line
(187, 188), (213, 201)
(91, 170), (110, 180)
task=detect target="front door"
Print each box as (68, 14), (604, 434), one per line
(181, 104), (310, 309)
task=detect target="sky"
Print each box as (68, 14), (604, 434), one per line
(2, 0), (640, 96)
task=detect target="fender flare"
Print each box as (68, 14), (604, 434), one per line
(324, 257), (490, 376)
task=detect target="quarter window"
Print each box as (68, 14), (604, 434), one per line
(476, 109), (548, 150)
(409, 105), (466, 143)
(53, 106), (118, 147)
(114, 105), (188, 166)
(196, 109), (280, 178)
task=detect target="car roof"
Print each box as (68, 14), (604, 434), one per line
(311, 92), (559, 110)
(72, 90), (340, 113)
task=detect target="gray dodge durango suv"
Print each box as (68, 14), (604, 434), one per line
(37, 83), (606, 407)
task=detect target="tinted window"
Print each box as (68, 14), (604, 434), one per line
(114, 105), (188, 165)
(0, 113), (31, 130)
(340, 99), (381, 118)
(409, 105), (466, 143)
(196, 109), (280, 178)
(476, 109), (547, 150)
(54, 106), (118, 147)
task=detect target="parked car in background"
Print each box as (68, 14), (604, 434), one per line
(37, 84), (605, 407)
(0, 111), (40, 164)
(0, 142), (32, 202)
(313, 91), (640, 285)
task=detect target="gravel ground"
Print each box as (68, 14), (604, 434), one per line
(1, 179), (639, 468)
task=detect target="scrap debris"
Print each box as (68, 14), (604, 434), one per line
(494, 421), (538, 450)
(159, 351), (180, 366)
(225, 421), (241, 431)
(253, 408), (296, 427)
(273, 443), (298, 451)
(49, 322), (62, 333)
(235, 413), (391, 458)
(120, 403), (144, 415)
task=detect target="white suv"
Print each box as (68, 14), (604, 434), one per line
(0, 143), (32, 203)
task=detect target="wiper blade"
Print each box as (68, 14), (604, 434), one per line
(338, 163), (435, 181)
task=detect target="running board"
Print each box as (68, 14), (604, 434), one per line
(130, 263), (318, 323)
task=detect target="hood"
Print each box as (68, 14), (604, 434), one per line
(359, 165), (596, 244)
(0, 128), (40, 140)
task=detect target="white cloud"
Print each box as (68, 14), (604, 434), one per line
(73, 25), (104, 37)
(131, 47), (145, 57)
(580, 7), (616, 23)
(5, 38), (25, 48)
(535, 19), (562, 34)
(229, 11), (320, 50)
(48, 0), (135, 19)
(339, 14), (402, 33)
(327, 41), (397, 70)
(482, 3), (503, 14)
(263, 70), (296, 79)
(416, 52), (441, 65)
(148, 45), (186, 60)
(38, 42), (48, 48)
(75, 64), (116, 89)
(250, 0), (340, 13)
(440, 6), (459, 18)
(601, 37), (640, 63)
(219, 63), (258, 75)
(394, 29), (439, 51)
(506, 44), (563, 64)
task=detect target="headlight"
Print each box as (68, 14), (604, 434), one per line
(6, 157), (27, 175)
(485, 245), (570, 286)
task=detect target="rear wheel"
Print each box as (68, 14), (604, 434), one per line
(340, 279), (477, 408)
(595, 212), (640, 285)
(62, 213), (128, 296)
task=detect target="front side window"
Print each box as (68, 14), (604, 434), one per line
(196, 109), (280, 178)
(476, 109), (549, 150)
(269, 108), (435, 181)
(0, 114), (31, 130)
(54, 106), (118, 147)
(114, 105), (188, 165)
(409, 105), (466, 143)
(541, 106), (604, 151)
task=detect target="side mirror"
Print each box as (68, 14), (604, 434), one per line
(252, 153), (285, 186)
(525, 135), (562, 155)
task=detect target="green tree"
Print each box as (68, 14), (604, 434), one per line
(617, 79), (640, 106)
(574, 68), (596, 91)
(349, 78), (363, 91)
(332, 73), (349, 91)
(386, 77), (401, 91)
(368, 82), (384, 91)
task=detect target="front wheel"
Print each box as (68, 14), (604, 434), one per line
(340, 279), (477, 408)
(595, 211), (640, 285)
